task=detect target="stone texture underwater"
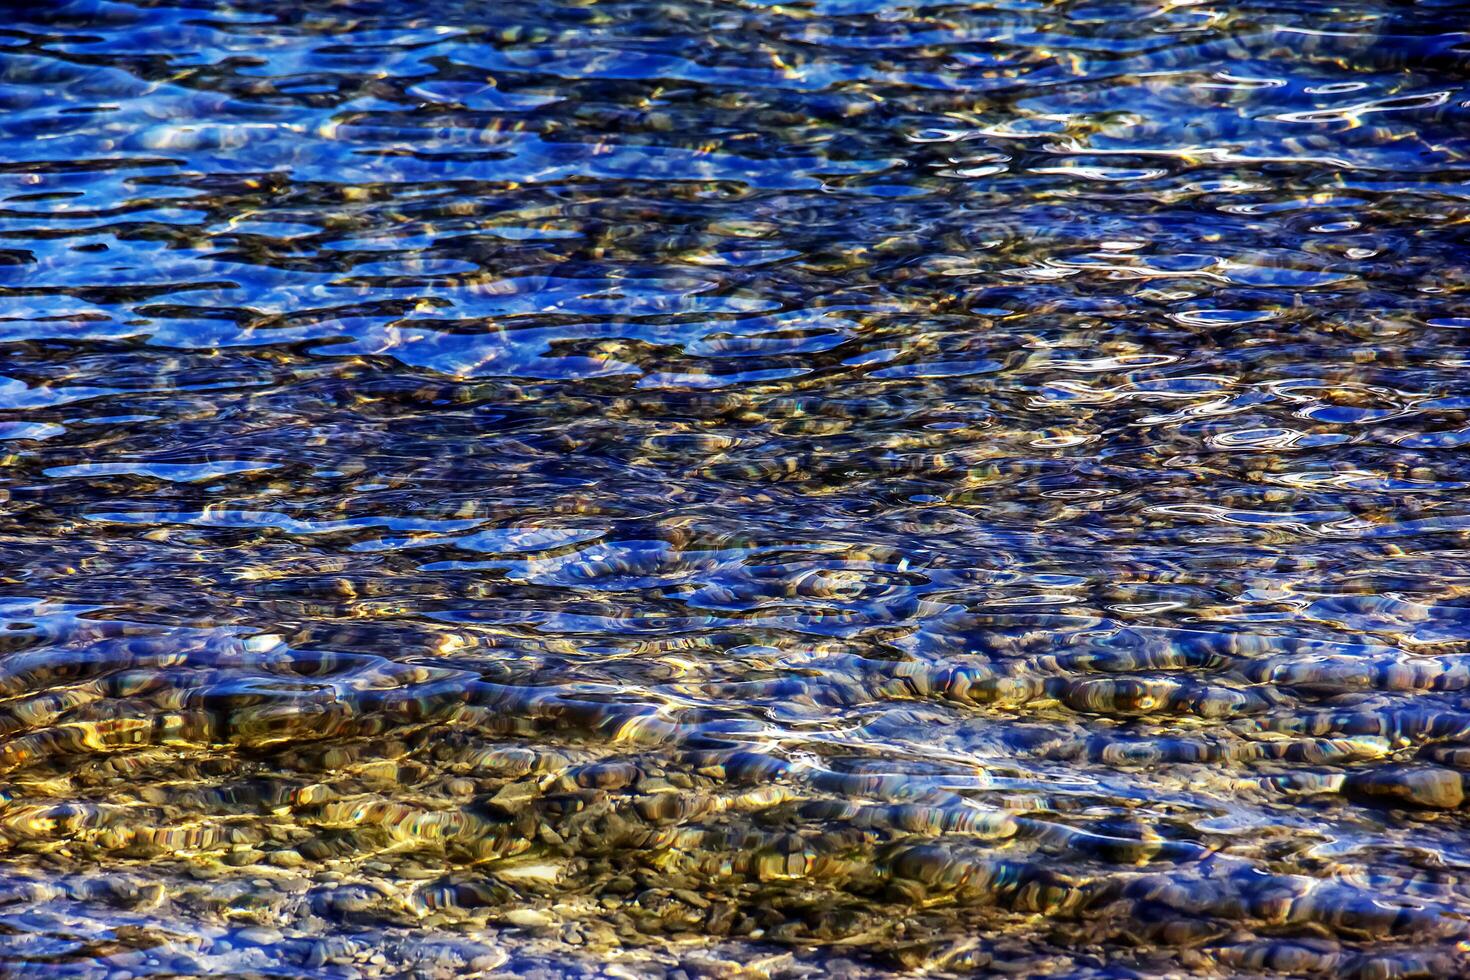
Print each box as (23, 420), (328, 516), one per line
(2, 0), (1470, 975)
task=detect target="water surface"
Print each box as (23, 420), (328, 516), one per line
(3, 0), (1470, 975)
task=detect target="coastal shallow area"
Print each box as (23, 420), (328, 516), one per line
(2, 0), (1470, 975)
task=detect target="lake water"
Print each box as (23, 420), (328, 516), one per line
(3, 0), (1470, 975)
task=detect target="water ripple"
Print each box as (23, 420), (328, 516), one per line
(2, 0), (1470, 976)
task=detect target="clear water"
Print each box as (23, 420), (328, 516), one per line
(3, 0), (1470, 975)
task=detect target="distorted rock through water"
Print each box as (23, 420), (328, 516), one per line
(2, 0), (1470, 976)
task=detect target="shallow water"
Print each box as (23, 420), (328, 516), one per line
(3, 0), (1470, 975)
